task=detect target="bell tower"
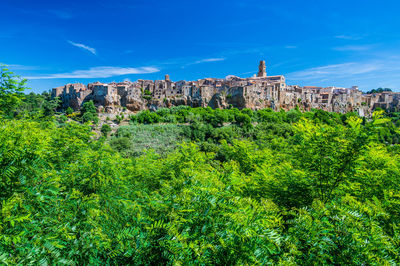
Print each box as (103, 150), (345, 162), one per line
(257, 60), (267, 77)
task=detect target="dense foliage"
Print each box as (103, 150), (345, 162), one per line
(365, 87), (393, 94)
(1, 67), (400, 264)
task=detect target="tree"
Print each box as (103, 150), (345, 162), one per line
(42, 97), (60, 117)
(135, 110), (160, 124)
(0, 66), (27, 118)
(209, 109), (227, 127)
(109, 136), (131, 152)
(235, 112), (252, 130)
(81, 100), (98, 124)
(66, 107), (74, 115)
(293, 117), (368, 202)
(81, 100), (97, 114)
(366, 88), (392, 94)
(101, 124), (112, 136)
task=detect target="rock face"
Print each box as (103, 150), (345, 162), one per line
(52, 62), (400, 116)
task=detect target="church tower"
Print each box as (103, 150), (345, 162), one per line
(257, 60), (267, 77)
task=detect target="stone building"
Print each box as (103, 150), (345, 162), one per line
(257, 60), (267, 77)
(51, 61), (400, 116)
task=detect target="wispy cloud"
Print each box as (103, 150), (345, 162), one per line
(220, 18), (269, 28)
(286, 57), (400, 90)
(68, 41), (97, 55)
(334, 35), (363, 40)
(333, 44), (375, 52)
(239, 70), (257, 76)
(193, 58), (226, 64)
(47, 10), (73, 19)
(182, 57), (226, 69)
(285, 45), (297, 49)
(26, 66), (159, 79)
(0, 63), (39, 70)
(287, 62), (380, 81)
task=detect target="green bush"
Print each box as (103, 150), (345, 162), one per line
(80, 100), (98, 124)
(115, 115), (123, 124)
(0, 66), (27, 118)
(101, 123), (112, 136)
(235, 112), (252, 129)
(135, 110), (160, 124)
(65, 106), (74, 115)
(57, 114), (68, 124)
(109, 136), (130, 151)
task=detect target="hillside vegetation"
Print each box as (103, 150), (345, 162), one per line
(1, 67), (400, 264)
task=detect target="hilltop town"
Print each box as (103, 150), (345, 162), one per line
(52, 61), (400, 116)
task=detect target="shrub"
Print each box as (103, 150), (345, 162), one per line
(57, 115), (68, 124)
(82, 112), (98, 124)
(109, 136), (131, 152)
(285, 109), (302, 123)
(101, 124), (112, 136)
(81, 100), (96, 114)
(235, 112), (252, 129)
(81, 100), (98, 124)
(156, 108), (170, 118)
(65, 107), (74, 115)
(135, 110), (160, 124)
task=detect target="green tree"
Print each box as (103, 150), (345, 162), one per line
(101, 123), (112, 136)
(81, 100), (98, 124)
(366, 87), (392, 94)
(66, 107), (74, 115)
(0, 66), (27, 118)
(42, 97), (60, 117)
(293, 116), (368, 202)
(235, 112), (252, 130)
(81, 100), (97, 114)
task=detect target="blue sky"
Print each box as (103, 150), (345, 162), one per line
(2, 0), (400, 93)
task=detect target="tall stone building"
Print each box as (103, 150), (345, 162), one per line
(257, 60), (267, 77)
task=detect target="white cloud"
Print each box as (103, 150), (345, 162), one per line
(0, 63), (38, 70)
(47, 10), (73, 20)
(181, 57), (226, 69)
(333, 44), (375, 52)
(286, 57), (400, 91)
(287, 62), (380, 81)
(334, 35), (363, 40)
(285, 45), (297, 49)
(68, 41), (97, 55)
(26, 66), (159, 79)
(193, 58), (226, 64)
